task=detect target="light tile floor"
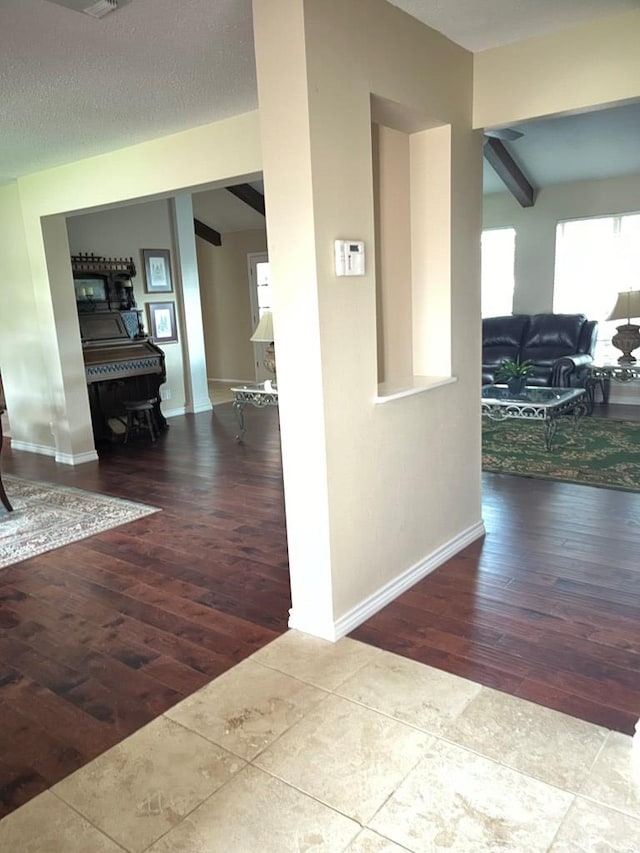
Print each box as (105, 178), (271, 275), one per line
(1, 631), (639, 852)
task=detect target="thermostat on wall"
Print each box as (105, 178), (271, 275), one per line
(335, 239), (365, 276)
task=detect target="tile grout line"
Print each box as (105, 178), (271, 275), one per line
(6, 634), (638, 850)
(49, 789), (130, 853)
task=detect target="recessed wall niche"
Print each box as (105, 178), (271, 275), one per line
(371, 94), (452, 392)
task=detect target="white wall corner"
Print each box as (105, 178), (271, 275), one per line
(287, 607), (341, 642)
(332, 520), (486, 641)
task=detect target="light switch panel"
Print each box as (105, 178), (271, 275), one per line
(335, 240), (365, 276)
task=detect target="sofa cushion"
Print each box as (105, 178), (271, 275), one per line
(482, 315), (529, 366)
(521, 313), (586, 364)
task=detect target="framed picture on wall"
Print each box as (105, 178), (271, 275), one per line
(146, 301), (178, 344)
(142, 248), (173, 293)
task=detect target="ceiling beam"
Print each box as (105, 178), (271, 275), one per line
(194, 218), (222, 247)
(483, 137), (535, 208)
(226, 183), (266, 216)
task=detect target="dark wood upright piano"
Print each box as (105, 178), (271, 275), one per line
(73, 253), (168, 443)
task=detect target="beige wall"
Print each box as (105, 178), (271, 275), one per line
(474, 10), (640, 129)
(483, 175), (640, 316)
(411, 123), (454, 378)
(484, 174), (640, 404)
(3, 1), (639, 638)
(0, 182), (49, 451)
(254, 0), (484, 637)
(66, 200), (187, 414)
(195, 229), (267, 381)
(475, 9), (640, 414)
(0, 111), (261, 460)
(374, 124), (413, 383)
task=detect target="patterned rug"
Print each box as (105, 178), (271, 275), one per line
(483, 417), (640, 492)
(0, 476), (160, 568)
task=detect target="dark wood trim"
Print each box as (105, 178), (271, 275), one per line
(71, 254), (137, 278)
(226, 184), (266, 216)
(193, 219), (222, 247)
(483, 137), (535, 208)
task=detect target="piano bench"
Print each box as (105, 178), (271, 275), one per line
(123, 399), (158, 443)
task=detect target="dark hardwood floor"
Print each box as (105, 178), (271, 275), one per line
(353, 472), (640, 735)
(353, 403), (640, 736)
(0, 400), (639, 819)
(592, 401), (640, 421)
(0, 403), (289, 818)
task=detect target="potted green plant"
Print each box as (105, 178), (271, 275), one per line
(495, 357), (534, 395)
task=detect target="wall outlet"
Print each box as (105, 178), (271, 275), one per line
(160, 389), (171, 401)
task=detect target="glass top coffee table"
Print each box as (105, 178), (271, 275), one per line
(481, 385), (588, 451)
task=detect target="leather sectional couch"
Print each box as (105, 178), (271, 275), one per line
(482, 313), (598, 387)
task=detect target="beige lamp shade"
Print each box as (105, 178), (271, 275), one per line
(250, 310), (274, 342)
(607, 290), (640, 323)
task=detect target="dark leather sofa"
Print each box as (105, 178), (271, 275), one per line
(482, 313), (598, 387)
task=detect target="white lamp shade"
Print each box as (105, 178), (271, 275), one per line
(607, 290), (640, 323)
(250, 310), (274, 342)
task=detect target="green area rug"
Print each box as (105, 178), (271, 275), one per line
(483, 417), (640, 492)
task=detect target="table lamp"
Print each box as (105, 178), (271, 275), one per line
(250, 310), (276, 377)
(607, 290), (640, 363)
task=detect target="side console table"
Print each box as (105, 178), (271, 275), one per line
(585, 364), (640, 410)
(230, 381), (278, 441)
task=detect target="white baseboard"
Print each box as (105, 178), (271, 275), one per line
(163, 406), (187, 419)
(10, 440), (57, 457)
(185, 400), (213, 414)
(208, 376), (250, 384)
(10, 440), (99, 465)
(605, 389), (640, 406)
(55, 449), (99, 465)
(162, 403), (213, 417)
(289, 520), (486, 642)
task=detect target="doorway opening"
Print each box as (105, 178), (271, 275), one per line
(247, 252), (272, 382)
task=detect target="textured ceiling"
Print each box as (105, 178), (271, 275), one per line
(0, 0), (257, 184)
(1, 0), (639, 191)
